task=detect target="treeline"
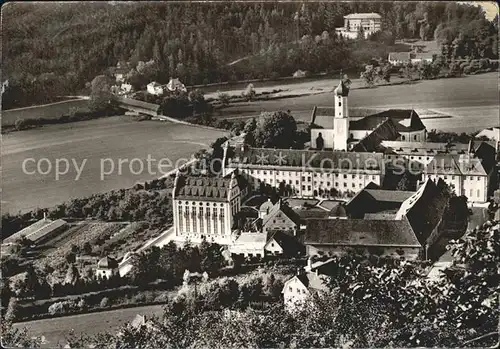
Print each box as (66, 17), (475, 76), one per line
(3, 2), (497, 109)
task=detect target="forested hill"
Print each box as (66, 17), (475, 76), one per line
(2, 2), (497, 109)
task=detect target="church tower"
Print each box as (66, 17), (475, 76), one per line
(333, 80), (349, 151)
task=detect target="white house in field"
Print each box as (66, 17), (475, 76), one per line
(166, 78), (187, 93)
(147, 81), (164, 96)
(282, 271), (329, 311)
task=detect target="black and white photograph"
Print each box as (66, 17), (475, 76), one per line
(1, 1), (499, 348)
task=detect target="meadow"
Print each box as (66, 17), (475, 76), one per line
(2, 99), (90, 126)
(1, 117), (228, 214)
(217, 72), (499, 133)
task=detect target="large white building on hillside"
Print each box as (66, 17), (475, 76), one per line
(223, 145), (385, 198)
(335, 13), (382, 39)
(172, 171), (248, 245)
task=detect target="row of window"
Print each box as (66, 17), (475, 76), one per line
(179, 201), (224, 206)
(246, 169), (377, 178)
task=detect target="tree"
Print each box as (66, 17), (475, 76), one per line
(217, 92), (230, 107)
(89, 75), (115, 112)
(243, 118), (257, 146)
(64, 264), (81, 286)
(5, 297), (18, 322)
(395, 172), (411, 191)
(360, 65), (377, 87)
(188, 89), (207, 115)
(242, 83), (256, 101)
(253, 110), (297, 149)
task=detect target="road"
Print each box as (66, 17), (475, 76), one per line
(13, 304), (165, 347)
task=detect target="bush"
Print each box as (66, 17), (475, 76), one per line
(100, 297), (110, 308)
(14, 119), (29, 131)
(242, 83), (256, 101)
(48, 300), (78, 315)
(217, 92), (230, 107)
(269, 71), (280, 80)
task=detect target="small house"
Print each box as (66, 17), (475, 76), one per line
(282, 271), (329, 311)
(229, 232), (267, 258)
(96, 256), (119, 279)
(147, 82), (164, 96)
(293, 70), (306, 78)
(264, 230), (305, 257)
(166, 78), (187, 93)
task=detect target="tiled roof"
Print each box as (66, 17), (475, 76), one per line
(328, 203), (347, 217)
(295, 208), (331, 220)
(345, 12), (382, 19)
(304, 216), (421, 248)
(3, 218), (67, 244)
(262, 200), (301, 227)
(397, 178), (448, 245)
(174, 175), (235, 202)
(346, 185), (415, 219)
(117, 97), (160, 113)
(259, 199), (274, 213)
(229, 146), (384, 172)
(166, 78), (187, 92)
(364, 189), (415, 203)
(351, 118), (400, 152)
(474, 142), (496, 174)
(296, 272), (329, 291)
(364, 212), (397, 220)
(389, 52), (411, 62)
(414, 52), (435, 60)
(231, 232), (267, 248)
(381, 141), (469, 155)
(267, 231), (304, 254)
(350, 109), (425, 132)
(98, 256), (118, 269)
(424, 154), (487, 176)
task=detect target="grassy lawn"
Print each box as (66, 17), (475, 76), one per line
(2, 116), (228, 214)
(215, 73), (499, 134)
(2, 99), (90, 126)
(284, 198), (319, 208)
(319, 200), (344, 211)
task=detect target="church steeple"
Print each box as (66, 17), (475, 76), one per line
(334, 80), (349, 97)
(333, 77), (350, 151)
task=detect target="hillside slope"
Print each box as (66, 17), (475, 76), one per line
(2, 2), (495, 109)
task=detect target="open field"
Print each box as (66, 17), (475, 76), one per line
(218, 73), (499, 133)
(13, 303), (165, 347)
(2, 99), (90, 126)
(1, 117), (228, 213)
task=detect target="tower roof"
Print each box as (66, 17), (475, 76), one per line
(334, 80), (349, 97)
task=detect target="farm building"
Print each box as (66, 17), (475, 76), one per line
(117, 97), (160, 116)
(2, 216), (67, 246)
(303, 215), (422, 260)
